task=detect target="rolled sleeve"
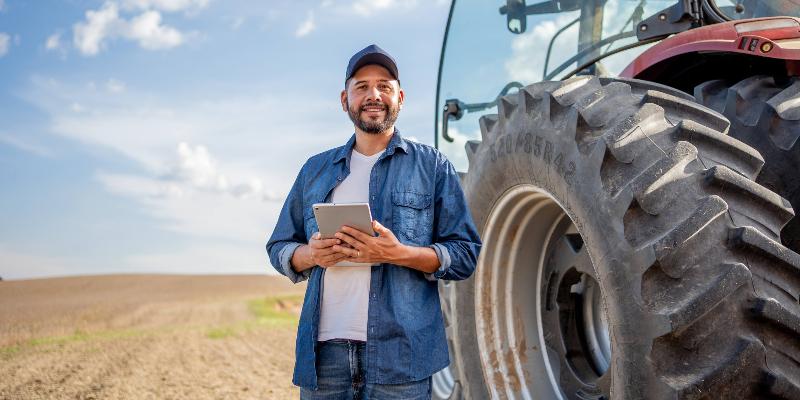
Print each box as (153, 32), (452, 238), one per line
(266, 166), (312, 284)
(427, 154), (482, 281)
(424, 243), (452, 281)
(278, 242), (311, 284)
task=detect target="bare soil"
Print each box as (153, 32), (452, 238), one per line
(0, 274), (306, 399)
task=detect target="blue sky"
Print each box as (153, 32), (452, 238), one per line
(0, 0), (672, 280)
(0, 0), (452, 280)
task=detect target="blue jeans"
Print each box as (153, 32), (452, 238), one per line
(299, 339), (432, 399)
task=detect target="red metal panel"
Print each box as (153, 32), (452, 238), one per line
(621, 17), (800, 78)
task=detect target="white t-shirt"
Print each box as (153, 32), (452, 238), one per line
(317, 148), (384, 342)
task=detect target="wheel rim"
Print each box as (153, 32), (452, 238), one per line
(434, 278), (457, 399)
(582, 274), (611, 374)
(431, 364), (455, 398)
(474, 184), (611, 399)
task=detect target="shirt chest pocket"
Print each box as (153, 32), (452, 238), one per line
(391, 191), (433, 245)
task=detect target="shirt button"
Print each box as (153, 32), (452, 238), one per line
(371, 195), (375, 200)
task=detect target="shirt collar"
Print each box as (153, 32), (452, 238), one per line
(333, 128), (409, 165)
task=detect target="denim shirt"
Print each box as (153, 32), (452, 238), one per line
(266, 130), (481, 389)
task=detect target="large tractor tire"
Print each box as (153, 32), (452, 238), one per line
(435, 76), (800, 399)
(694, 76), (800, 252)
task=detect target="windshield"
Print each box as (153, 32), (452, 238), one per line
(436, 0), (676, 171)
(713, 0), (800, 19)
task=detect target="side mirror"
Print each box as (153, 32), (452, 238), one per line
(442, 99), (465, 143)
(500, 0), (527, 34)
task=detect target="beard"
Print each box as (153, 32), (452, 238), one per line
(347, 100), (400, 134)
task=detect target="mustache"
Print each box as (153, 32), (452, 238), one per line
(360, 102), (387, 111)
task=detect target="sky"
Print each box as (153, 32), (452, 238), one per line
(0, 0), (452, 280)
(0, 0), (675, 280)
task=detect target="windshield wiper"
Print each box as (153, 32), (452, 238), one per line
(542, 0), (645, 79)
(543, 17), (580, 80)
(545, 30), (636, 80)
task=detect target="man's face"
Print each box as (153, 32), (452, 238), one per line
(341, 64), (404, 134)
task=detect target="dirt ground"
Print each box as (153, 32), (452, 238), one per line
(0, 274), (307, 399)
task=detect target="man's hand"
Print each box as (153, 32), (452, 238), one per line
(291, 232), (349, 272)
(333, 220), (408, 265)
(308, 232), (349, 267)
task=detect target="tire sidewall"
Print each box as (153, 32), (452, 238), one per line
(452, 100), (663, 399)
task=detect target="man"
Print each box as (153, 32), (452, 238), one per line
(266, 44), (481, 399)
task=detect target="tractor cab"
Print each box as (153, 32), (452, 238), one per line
(432, 1), (800, 399)
(435, 0), (800, 171)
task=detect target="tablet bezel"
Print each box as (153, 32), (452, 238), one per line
(312, 203), (377, 267)
(312, 202), (375, 239)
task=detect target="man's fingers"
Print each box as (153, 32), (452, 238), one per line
(316, 246), (344, 257)
(332, 244), (360, 258)
(339, 225), (373, 242)
(320, 252), (349, 267)
(335, 231), (365, 250)
(372, 220), (388, 235)
(372, 220), (395, 239)
(310, 237), (341, 248)
(321, 252), (347, 264)
(320, 238), (341, 247)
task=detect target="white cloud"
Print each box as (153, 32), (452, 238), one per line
(295, 11), (315, 38)
(504, 0), (657, 81)
(505, 13), (580, 83)
(45, 33), (62, 51)
(122, 0), (209, 13)
(158, 142), (281, 201)
(106, 78), (126, 93)
(0, 133), (54, 158)
(439, 125), (476, 172)
(96, 171), (280, 242)
(352, 0), (418, 16)
(0, 33), (9, 57)
(23, 75), (352, 276)
(73, 2), (187, 56)
(230, 16), (245, 30)
(25, 75), (344, 172)
(73, 2), (121, 56)
(127, 10), (183, 50)
(173, 142), (227, 190)
(315, 0), (444, 19)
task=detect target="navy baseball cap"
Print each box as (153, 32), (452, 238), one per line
(345, 44), (399, 83)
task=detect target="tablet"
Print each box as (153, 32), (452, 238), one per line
(312, 202), (377, 267)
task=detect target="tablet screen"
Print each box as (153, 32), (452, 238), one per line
(312, 203), (374, 239)
(312, 203), (376, 267)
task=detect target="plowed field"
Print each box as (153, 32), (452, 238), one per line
(0, 274), (306, 399)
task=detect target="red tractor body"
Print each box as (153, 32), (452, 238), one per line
(622, 16), (800, 79)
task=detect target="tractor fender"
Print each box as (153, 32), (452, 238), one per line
(621, 16), (800, 79)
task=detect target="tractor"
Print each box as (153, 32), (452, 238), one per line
(432, 0), (800, 398)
